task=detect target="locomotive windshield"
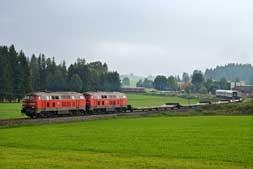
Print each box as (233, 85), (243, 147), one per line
(24, 95), (35, 100)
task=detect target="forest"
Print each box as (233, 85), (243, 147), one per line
(0, 45), (120, 102)
(205, 63), (253, 84)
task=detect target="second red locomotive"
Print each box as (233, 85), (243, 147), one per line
(22, 91), (128, 118)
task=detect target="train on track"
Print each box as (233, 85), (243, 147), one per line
(22, 91), (130, 118)
(215, 90), (242, 99)
(22, 91), (243, 118)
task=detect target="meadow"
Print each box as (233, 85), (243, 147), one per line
(1, 116), (252, 169)
(0, 103), (25, 119)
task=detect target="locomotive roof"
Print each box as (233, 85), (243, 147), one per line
(84, 92), (126, 97)
(28, 92), (83, 96)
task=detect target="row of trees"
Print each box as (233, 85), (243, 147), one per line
(186, 70), (230, 94)
(152, 76), (178, 91)
(0, 45), (121, 102)
(205, 63), (253, 84)
(0, 45), (31, 102)
(134, 70), (230, 94)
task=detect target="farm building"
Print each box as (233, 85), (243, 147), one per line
(233, 85), (253, 96)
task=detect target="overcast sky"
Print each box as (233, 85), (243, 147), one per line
(1, 0), (253, 76)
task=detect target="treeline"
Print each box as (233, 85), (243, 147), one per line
(135, 70), (230, 94)
(205, 63), (253, 84)
(184, 70), (230, 94)
(0, 45), (120, 102)
(135, 76), (179, 90)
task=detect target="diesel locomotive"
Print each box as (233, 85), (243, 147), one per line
(22, 91), (128, 118)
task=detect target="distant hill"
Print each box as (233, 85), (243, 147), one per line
(205, 63), (253, 84)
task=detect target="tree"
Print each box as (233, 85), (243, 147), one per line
(220, 77), (230, 90)
(0, 44), (124, 101)
(175, 75), (181, 82)
(8, 45), (17, 101)
(204, 63), (253, 84)
(136, 80), (143, 87)
(199, 84), (208, 94)
(104, 72), (121, 91)
(15, 51), (31, 101)
(167, 76), (178, 91)
(40, 54), (47, 90)
(142, 78), (153, 88)
(205, 79), (215, 94)
(154, 75), (168, 90)
(30, 54), (40, 91)
(192, 70), (204, 92)
(68, 74), (83, 92)
(182, 72), (190, 83)
(23, 56), (32, 95)
(0, 46), (12, 101)
(122, 77), (130, 86)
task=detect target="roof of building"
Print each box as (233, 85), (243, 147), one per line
(233, 85), (253, 93)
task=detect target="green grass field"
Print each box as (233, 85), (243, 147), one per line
(0, 103), (25, 119)
(127, 93), (198, 107)
(1, 116), (252, 169)
(0, 94), (198, 119)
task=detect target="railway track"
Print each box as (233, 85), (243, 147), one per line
(0, 111), (160, 127)
(0, 99), (242, 127)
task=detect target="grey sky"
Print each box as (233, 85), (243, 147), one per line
(1, 0), (253, 76)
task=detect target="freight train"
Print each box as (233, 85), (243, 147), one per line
(22, 90), (243, 118)
(22, 91), (129, 118)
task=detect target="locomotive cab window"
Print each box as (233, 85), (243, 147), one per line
(25, 95), (35, 100)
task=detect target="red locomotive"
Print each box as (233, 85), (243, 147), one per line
(22, 92), (86, 118)
(22, 91), (128, 118)
(84, 92), (128, 112)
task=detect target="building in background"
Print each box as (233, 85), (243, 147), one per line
(230, 81), (245, 89)
(230, 81), (253, 96)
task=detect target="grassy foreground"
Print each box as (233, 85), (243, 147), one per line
(1, 116), (253, 169)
